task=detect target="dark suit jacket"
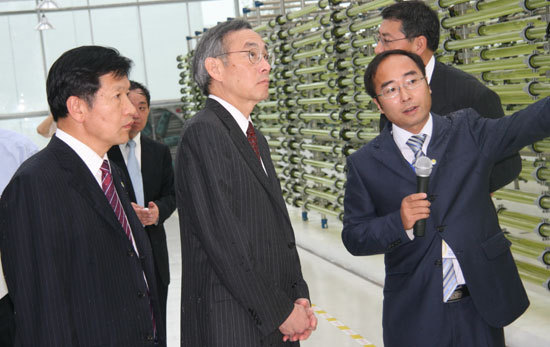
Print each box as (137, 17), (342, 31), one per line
(108, 135), (175, 286)
(0, 136), (165, 347)
(342, 99), (550, 346)
(380, 60), (522, 192)
(175, 98), (309, 347)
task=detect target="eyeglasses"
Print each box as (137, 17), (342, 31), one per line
(216, 47), (273, 65)
(374, 33), (412, 46)
(377, 76), (426, 99)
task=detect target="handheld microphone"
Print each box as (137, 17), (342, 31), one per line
(413, 156), (433, 237)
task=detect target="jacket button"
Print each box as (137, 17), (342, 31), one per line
(127, 250), (135, 257)
(137, 291), (145, 298)
(428, 194), (437, 202)
(288, 242), (295, 249)
(434, 259), (442, 266)
(145, 334), (154, 341)
(437, 225), (445, 232)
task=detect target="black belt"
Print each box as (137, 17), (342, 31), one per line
(446, 285), (470, 303)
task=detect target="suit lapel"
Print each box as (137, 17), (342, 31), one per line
(51, 136), (129, 238)
(426, 114), (451, 183)
(207, 99), (284, 209)
(370, 126), (416, 185)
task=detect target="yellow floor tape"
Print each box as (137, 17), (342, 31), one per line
(312, 304), (376, 347)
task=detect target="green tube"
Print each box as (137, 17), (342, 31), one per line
(493, 188), (537, 205)
(478, 18), (544, 36)
(304, 201), (341, 217)
(301, 143), (339, 154)
(515, 259), (550, 284)
(438, 0), (469, 8)
(295, 81), (331, 91)
(256, 114), (280, 121)
(295, 64), (331, 75)
(346, 0), (395, 17)
(349, 17), (382, 32)
(446, 25), (547, 51)
(291, 33), (324, 49)
(455, 57), (525, 74)
(302, 173), (338, 187)
(441, 2), (519, 29)
(288, 15), (328, 36)
(299, 128), (333, 137)
(286, 0), (329, 21)
(480, 43), (544, 60)
(302, 158), (346, 172)
(304, 187), (340, 202)
(293, 46), (330, 61)
(532, 142), (550, 154)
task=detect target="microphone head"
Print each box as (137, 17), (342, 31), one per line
(414, 156), (433, 177)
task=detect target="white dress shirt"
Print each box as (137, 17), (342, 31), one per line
(392, 119), (466, 286)
(209, 95), (267, 174)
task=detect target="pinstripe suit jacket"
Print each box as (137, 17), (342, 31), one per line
(175, 98), (309, 347)
(0, 136), (166, 347)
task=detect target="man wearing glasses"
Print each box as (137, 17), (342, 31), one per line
(175, 19), (316, 346)
(342, 49), (543, 347)
(374, 0), (521, 193)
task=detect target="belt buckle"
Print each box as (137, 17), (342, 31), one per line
(446, 285), (468, 303)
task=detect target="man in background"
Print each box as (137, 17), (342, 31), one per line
(0, 128), (38, 346)
(175, 19), (316, 346)
(108, 80), (176, 322)
(0, 46), (165, 346)
(374, 0), (521, 192)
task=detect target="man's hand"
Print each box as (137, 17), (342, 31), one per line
(400, 193), (430, 230)
(131, 201), (160, 226)
(282, 298), (317, 342)
(279, 303), (310, 342)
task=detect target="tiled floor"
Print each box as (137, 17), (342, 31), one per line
(164, 207), (550, 347)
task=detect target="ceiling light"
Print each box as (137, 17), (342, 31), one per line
(36, 0), (59, 10)
(35, 14), (54, 31)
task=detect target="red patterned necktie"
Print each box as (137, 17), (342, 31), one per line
(246, 121), (261, 162)
(100, 160), (157, 339)
(101, 160), (133, 241)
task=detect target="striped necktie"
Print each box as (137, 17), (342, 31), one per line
(246, 121), (261, 162)
(100, 160), (157, 338)
(406, 134), (427, 165)
(127, 139), (145, 207)
(101, 160), (133, 241)
(443, 257), (458, 302)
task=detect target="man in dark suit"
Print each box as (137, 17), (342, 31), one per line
(175, 19), (316, 346)
(0, 46), (165, 346)
(375, 0), (521, 192)
(108, 81), (176, 322)
(342, 49), (545, 346)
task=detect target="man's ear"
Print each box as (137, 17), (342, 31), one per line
(373, 97), (384, 113)
(66, 96), (86, 123)
(204, 57), (223, 82)
(413, 35), (428, 56)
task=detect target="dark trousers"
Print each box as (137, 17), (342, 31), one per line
(439, 296), (505, 346)
(155, 265), (168, 326)
(0, 295), (14, 347)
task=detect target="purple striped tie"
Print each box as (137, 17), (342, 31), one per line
(100, 160), (157, 339)
(101, 160), (133, 241)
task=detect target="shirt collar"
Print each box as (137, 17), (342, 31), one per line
(392, 114), (433, 156)
(55, 128), (107, 177)
(425, 55), (435, 84)
(209, 94), (252, 135)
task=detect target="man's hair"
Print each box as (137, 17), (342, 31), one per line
(364, 50), (426, 99)
(192, 19), (252, 95)
(129, 80), (151, 107)
(381, 1), (440, 52)
(47, 46), (133, 121)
